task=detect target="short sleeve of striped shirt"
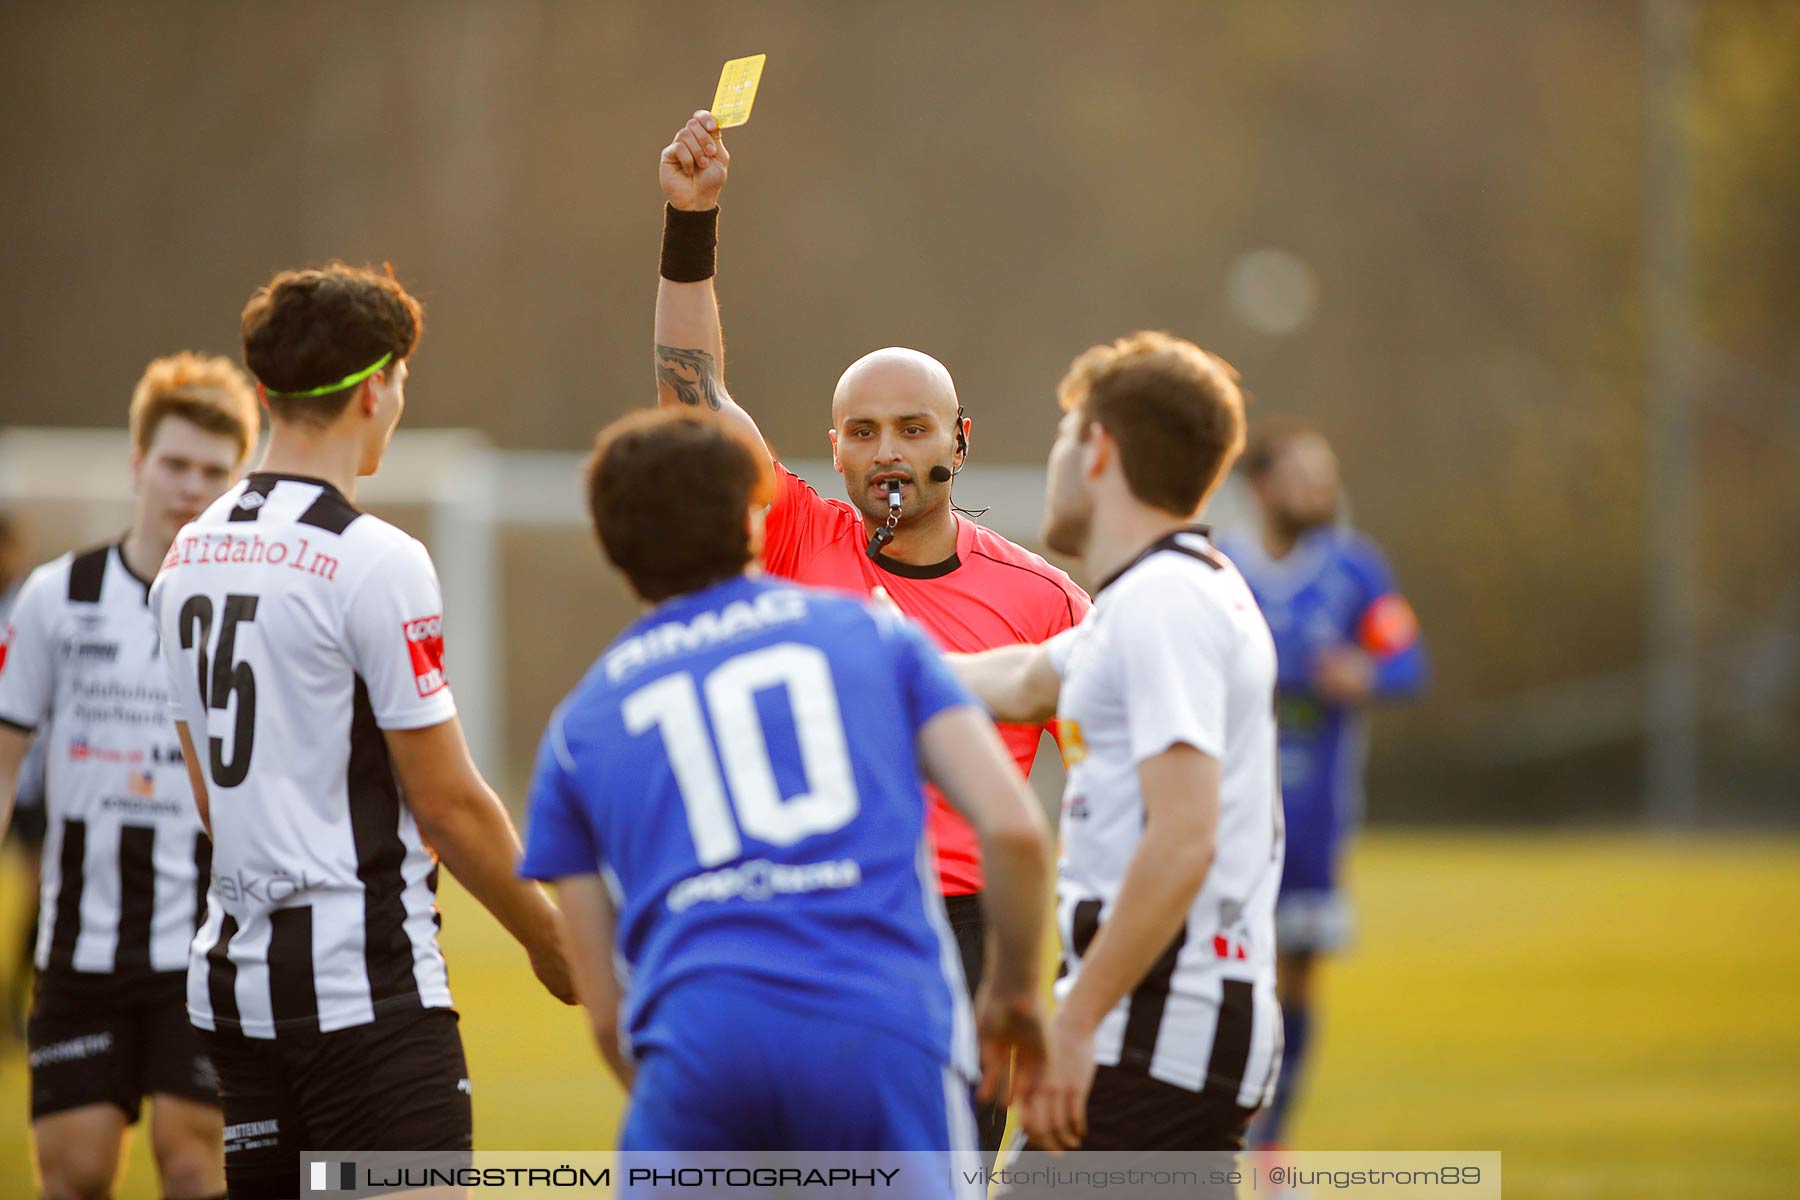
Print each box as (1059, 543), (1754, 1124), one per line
(343, 539), (458, 731)
(0, 563), (59, 731)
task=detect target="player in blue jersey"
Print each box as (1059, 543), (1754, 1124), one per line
(519, 410), (1052, 1157)
(1217, 421), (1427, 1148)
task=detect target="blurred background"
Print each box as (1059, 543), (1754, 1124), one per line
(0, 2), (1795, 1197)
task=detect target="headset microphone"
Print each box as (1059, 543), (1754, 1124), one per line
(943, 412), (991, 520)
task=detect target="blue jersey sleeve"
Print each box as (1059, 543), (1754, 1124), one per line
(518, 710), (603, 881)
(876, 607), (980, 733)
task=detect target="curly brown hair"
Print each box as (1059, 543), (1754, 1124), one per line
(586, 410), (774, 603)
(128, 351), (261, 464)
(1057, 331), (1246, 516)
(240, 262), (423, 427)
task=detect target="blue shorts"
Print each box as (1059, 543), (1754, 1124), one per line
(1275, 889), (1355, 955)
(1279, 787), (1347, 896)
(1277, 785), (1353, 954)
(1280, 829), (1341, 895)
(620, 981), (978, 1153)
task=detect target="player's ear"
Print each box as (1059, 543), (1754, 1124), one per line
(828, 428), (842, 474)
(1084, 423), (1112, 479)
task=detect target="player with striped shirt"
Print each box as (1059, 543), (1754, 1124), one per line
(0, 354), (260, 1200)
(150, 264), (574, 1199)
(0, 513), (48, 1043)
(952, 333), (1283, 1163)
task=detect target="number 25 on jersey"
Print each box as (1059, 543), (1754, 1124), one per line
(177, 593), (260, 787)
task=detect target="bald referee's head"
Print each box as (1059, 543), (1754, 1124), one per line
(830, 348), (957, 426)
(828, 347), (968, 529)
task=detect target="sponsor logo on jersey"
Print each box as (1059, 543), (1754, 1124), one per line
(1210, 934), (1250, 960)
(603, 588), (809, 684)
(169, 533), (340, 581)
(1213, 901), (1252, 960)
(67, 737), (146, 765)
(404, 614), (447, 697)
(64, 639), (120, 663)
(236, 491), (265, 511)
(1056, 718), (1087, 766)
(666, 857), (862, 914)
(127, 768), (156, 797)
(101, 795), (186, 817)
(210, 867), (326, 905)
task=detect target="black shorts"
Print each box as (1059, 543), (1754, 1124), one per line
(1026, 1063), (1258, 1151)
(1007, 1068), (1258, 1200)
(27, 968), (219, 1121)
(203, 1005), (472, 1200)
(8, 798), (46, 849)
(945, 892), (1007, 1158)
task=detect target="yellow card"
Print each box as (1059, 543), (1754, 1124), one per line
(711, 54), (767, 128)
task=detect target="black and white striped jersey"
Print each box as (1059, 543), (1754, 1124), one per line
(0, 543), (209, 978)
(150, 473), (457, 1038)
(1046, 527), (1284, 1108)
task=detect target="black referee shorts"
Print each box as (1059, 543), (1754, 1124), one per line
(945, 891), (1007, 1157)
(203, 1005), (472, 1200)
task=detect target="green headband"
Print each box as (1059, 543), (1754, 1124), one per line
(261, 351), (393, 399)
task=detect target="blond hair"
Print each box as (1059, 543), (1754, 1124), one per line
(128, 352), (261, 464)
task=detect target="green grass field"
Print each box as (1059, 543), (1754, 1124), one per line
(2, 831), (1796, 1198)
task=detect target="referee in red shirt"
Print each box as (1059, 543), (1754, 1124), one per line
(652, 109), (1089, 1152)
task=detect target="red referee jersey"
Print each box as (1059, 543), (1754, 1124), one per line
(763, 463), (1091, 895)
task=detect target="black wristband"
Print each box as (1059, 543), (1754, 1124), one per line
(660, 205), (718, 282)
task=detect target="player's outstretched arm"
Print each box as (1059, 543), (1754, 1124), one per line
(0, 724), (28, 841)
(384, 717), (577, 1007)
(946, 643), (1063, 725)
(1022, 744), (1222, 1150)
(918, 705), (1052, 1106)
(654, 110), (774, 477)
(551, 874), (634, 1088)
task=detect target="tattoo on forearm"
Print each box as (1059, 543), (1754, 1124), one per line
(654, 344), (725, 411)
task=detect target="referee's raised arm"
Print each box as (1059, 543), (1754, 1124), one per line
(653, 109), (774, 477)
